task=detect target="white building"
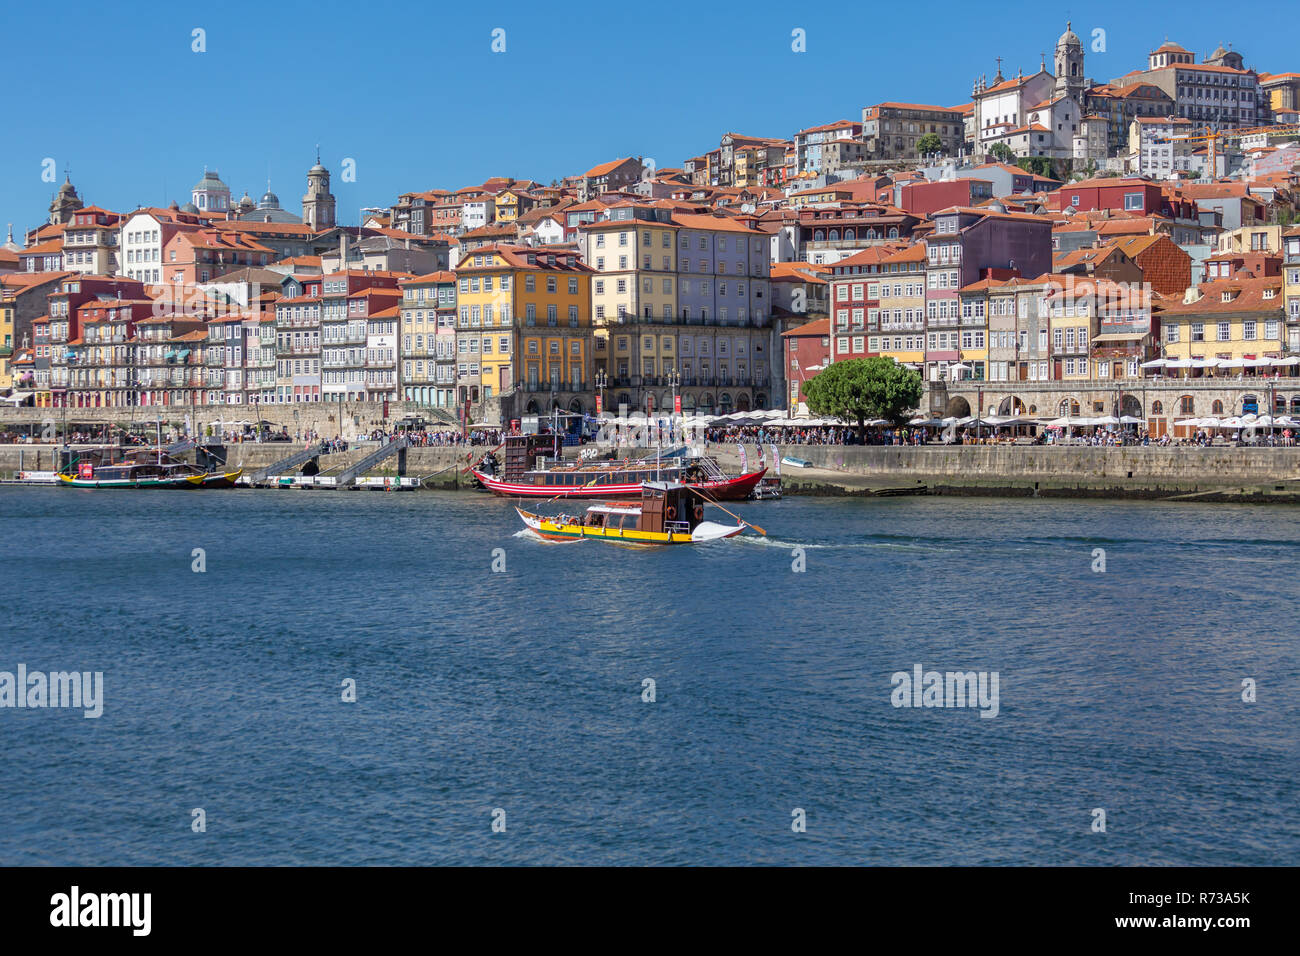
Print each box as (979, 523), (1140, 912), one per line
(118, 211), (170, 284)
(1129, 116), (1194, 177)
(364, 306), (399, 400)
(973, 23), (1088, 161)
(461, 199), (496, 232)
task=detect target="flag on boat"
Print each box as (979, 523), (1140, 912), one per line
(771, 444), (780, 476)
(738, 443), (747, 472)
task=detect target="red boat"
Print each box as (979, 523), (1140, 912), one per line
(472, 434), (766, 500)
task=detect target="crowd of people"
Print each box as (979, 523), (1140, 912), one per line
(1, 418), (1296, 450)
(356, 427), (504, 447)
(702, 425), (919, 446)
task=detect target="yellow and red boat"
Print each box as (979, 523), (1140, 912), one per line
(516, 481), (748, 545)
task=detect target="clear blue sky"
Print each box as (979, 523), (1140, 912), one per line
(2, 0), (1293, 236)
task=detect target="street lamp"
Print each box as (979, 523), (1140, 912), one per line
(667, 366), (680, 444)
(595, 368), (607, 416)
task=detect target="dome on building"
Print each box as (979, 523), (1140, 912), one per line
(193, 168), (229, 193)
(1211, 44), (1229, 59)
(237, 192), (255, 209)
(259, 190), (281, 210)
(181, 201), (199, 214)
(1057, 21), (1081, 48)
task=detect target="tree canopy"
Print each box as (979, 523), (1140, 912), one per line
(916, 133), (943, 157)
(988, 142), (1015, 164)
(802, 357), (924, 436)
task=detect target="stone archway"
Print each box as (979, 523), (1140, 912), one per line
(736, 393), (751, 412)
(568, 398), (583, 414)
(525, 399), (540, 413)
(1120, 394), (1142, 419)
(997, 395), (1025, 415)
(945, 396), (971, 417)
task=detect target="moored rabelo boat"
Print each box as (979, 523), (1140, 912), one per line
(516, 481), (747, 545)
(56, 446), (242, 489)
(474, 433), (765, 500)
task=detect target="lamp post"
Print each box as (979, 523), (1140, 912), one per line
(595, 368), (607, 417)
(668, 366), (680, 442)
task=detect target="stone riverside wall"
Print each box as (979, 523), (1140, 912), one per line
(6, 441), (1300, 499)
(708, 444), (1300, 484)
(0, 443), (474, 487)
(704, 444), (1300, 500)
(0, 401), (457, 441)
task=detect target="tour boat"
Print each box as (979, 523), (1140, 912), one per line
(56, 445), (241, 489)
(58, 460), (208, 489)
(474, 433), (766, 500)
(516, 481), (747, 545)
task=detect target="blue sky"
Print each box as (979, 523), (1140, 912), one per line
(2, 0), (1293, 236)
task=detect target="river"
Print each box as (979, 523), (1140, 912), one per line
(1, 487), (1296, 865)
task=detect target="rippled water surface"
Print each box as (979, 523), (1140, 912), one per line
(1, 486), (1296, 865)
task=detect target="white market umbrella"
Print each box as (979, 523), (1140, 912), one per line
(1140, 358), (1168, 368)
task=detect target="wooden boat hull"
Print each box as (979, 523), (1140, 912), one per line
(516, 508), (743, 545)
(476, 466), (766, 501)
(199, 468), (243, 488)
(58, 473), (205, 489)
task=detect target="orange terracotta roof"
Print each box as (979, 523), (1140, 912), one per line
(585, 158), (634, 178)
(782, 317), (829, 337)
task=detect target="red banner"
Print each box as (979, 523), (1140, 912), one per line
(674, 395), (682, 413)
(595, 394), (603, 414)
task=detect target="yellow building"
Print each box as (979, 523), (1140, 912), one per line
(454, 244), (593, 409)
(0, 298), (13, 390)
(494, 189), (534, 224)
(1217, 223), (1282, 255)
(582, 214), (679, 394)
(1159, 275), (1286, 365)
(1044, 279), (1097, 383)
(871, 244), (927, 367)
(398, 271), (457, 408)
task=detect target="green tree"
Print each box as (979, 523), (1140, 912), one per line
(989, 142), (1015, 164)
(916, 133), (943, 157)
(802, 357), (923, 438)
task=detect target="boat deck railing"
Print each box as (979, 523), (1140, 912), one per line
(664, 520), (691, 535)
(695, 457), (726, 480)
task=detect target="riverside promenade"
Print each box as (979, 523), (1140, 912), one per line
(6, 441), (1300, 502)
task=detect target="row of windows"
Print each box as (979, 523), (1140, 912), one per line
(1167, 320), (1281, 342)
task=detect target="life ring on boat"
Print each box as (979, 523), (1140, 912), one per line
(665, 505), (677, 520)
(693, 505), (704, 522)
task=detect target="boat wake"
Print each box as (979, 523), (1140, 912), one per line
(511, 528), (582, 544)
(735, 535), (961, 553)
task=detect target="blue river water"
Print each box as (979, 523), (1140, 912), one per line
(0, 486), (1296, 866)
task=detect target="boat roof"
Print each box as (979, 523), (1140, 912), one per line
(587, 502), (642, 514)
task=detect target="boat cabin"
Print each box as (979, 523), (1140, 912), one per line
(582, 482), (705, 535)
